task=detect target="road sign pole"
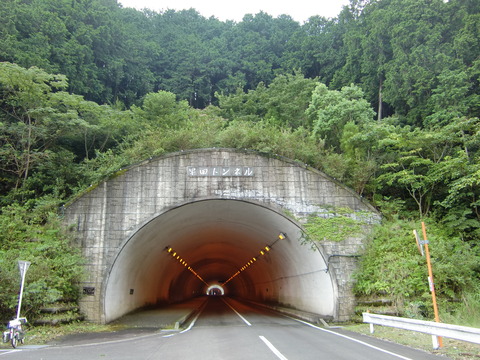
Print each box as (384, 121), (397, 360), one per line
(16, 261), (30, 319)
(421, 222), (443, 349)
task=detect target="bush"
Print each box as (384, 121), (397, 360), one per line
(354, 217), (480, 317)
(440, 287), (480, 327)
(0, 202), (85, 321)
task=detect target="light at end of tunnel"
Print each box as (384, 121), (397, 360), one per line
(207, 284), (225, 296)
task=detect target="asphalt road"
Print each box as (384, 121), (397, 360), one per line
(0, 297), (450, 359)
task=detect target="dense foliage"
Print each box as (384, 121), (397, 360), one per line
(0, 0), (479, 321)
(0, 202), (84, 319)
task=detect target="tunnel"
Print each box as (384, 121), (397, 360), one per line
(104, 199), (336, 323)
(66, 149), (379, 323)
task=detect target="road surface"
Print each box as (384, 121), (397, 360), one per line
(0, 297), (449, 359)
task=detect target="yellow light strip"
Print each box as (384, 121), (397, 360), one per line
(222, 244), (271, 285)
(165, 247), (208, 285)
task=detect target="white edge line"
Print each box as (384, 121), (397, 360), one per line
(38, 303), (208, 347)
(259, 336), (288, 360)
(0, 350), (22, 356)
(46, 331), (163, 349)
(179, 310), (202, 334)
(289, 316), (415, 360)
(161, 334), (176, 338)
(178, 297), (210, 335)
(222, 299), (252, 326)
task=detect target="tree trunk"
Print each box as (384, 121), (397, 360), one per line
(377, 77), (383, 121)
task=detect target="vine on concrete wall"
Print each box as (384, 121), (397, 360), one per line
(302, 208), (367, 245)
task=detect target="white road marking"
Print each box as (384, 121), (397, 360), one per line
(178, 311), (202, 334)
(0, 350), (22, 356)
(259, 336), (289, 360)
(162, 333), (177, 338)
(290, 317), (415, 360)
(222, 299), (252, 326)
(177, 299), (211, 336)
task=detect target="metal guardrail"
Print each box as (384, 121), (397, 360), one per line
(363, 312), (480, 347)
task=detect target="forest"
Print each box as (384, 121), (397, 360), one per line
(0, 0), (479, 324)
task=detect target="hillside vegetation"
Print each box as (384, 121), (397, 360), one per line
(0, 0), (478, 325)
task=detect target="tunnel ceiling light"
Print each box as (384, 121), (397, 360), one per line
(222, 232), (286, 286)
(164, 246), (208, 286)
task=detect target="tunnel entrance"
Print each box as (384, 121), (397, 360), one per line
(65, 148), (380, 322)
(104, 199), (335, 323)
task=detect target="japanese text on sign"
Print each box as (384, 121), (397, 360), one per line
(187, 166), (254, 177)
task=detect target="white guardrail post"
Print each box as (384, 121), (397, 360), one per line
(363, 312), (480, 349)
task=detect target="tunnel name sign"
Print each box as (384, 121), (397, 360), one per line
(187, 166), (254, 177)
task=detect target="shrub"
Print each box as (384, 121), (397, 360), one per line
(354, 217), (479, 317)
(0, 201), (84, 321)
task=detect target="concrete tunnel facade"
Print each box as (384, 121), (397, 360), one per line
(63, 148), (381, 323)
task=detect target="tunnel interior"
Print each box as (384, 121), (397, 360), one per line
(104, 199), (336, 323)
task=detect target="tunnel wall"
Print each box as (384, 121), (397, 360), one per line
(64, 148), (380, 323)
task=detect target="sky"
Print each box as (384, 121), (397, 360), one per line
(118, 0), (351, 23)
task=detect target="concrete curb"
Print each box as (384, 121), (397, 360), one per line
(242, 299), (333, 326)
(174, 297), (209, 330)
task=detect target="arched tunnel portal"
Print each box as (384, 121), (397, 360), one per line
(104, 199), (335, 323)
(64, 149), (380, 323)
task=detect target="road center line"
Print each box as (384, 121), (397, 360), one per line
(259, 336), (289, 360)
(222, 299), (252, 326)
(289, 317), (415, 360)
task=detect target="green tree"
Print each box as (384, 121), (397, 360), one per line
(216, 83), (268, 123)
(131, 90), (192, 129)
(282, 16), (346, 85)
(306, 83), (375, 150)
(0, 62), (136, 202)
(216, 72), (318, 129)
(224, 12), (301, 91)
(0, 62), (69, 190)
(376, 116), (480, 222)
(149, 9), (233, 108)
(263, 72), (318, 129)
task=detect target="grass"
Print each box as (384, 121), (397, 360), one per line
(345, 323), (480, 360)
(0, 322), (126, 349)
